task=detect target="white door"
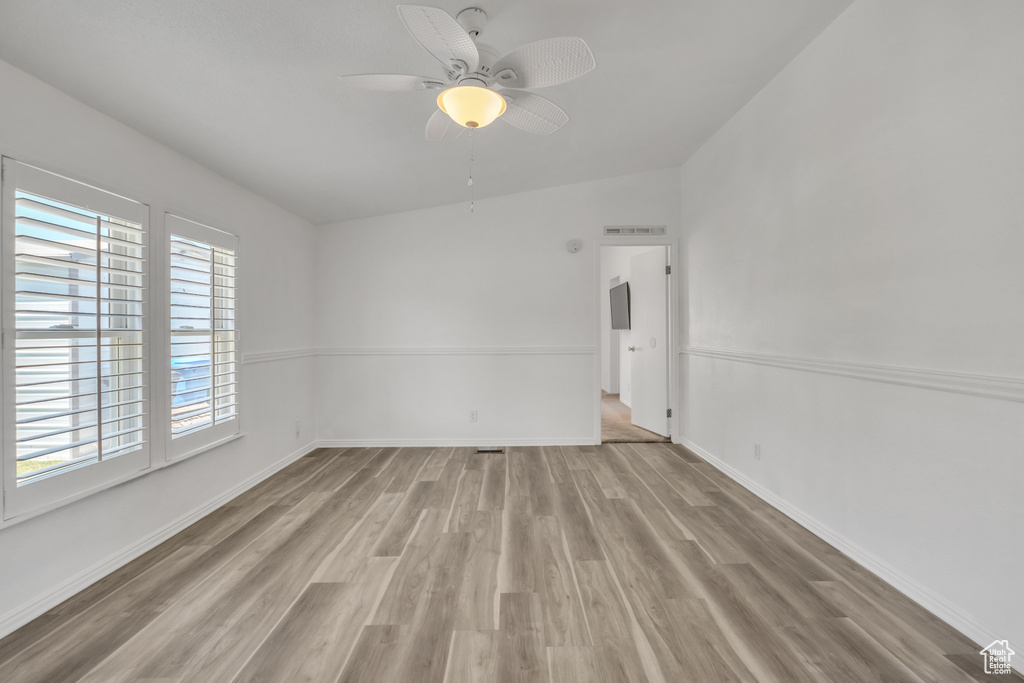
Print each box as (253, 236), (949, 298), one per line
(629, 247), (669, 436)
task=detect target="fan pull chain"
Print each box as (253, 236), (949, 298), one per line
(468, 130), (475, 213)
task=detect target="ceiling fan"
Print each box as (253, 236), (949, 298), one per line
(339, 5), (596, 140)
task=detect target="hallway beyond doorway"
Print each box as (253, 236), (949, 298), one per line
(601, 391), (669, 443)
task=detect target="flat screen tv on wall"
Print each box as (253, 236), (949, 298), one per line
(610, 282), (630, 330)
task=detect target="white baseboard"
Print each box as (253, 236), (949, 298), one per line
(677, 437), (1019, 662)
(315, 437), (597, 448)
(0, 440), (319, 641)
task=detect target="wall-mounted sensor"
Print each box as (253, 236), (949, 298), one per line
(565, 239), (582, 253)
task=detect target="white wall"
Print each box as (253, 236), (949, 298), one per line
(599, 246), (663, 403)
(314, 168), (681, 446)
(678, 0), (1023, 653)
(0, 59), (318, 635)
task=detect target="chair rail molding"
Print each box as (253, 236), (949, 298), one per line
(680, 346), (1024, 403)
(242, 349), (318, 365)
(315, 346), (596, 356)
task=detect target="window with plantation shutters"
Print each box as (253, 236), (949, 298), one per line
(3, 159), (150, 520)
(166, 214), (238, 458)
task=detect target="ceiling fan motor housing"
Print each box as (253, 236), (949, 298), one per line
(457, 76), (488, 88)
(456, 7), (487, 37)
(453, 8), (500, 80)
(473, 43), (501, 79)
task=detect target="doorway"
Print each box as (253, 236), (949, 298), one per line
(598, 244), (671, 443)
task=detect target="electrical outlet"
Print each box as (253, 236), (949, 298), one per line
(754, 443), (761, 460)
(294, 420), (301, 438)
(470, 410), (478, 423)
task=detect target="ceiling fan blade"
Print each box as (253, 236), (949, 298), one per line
(397, 5), (479, 75)
(500, 90), (568, 135)
(425, 108), (465, 141)
(492, 37), (595, 90)
(338, 74), (446, 91)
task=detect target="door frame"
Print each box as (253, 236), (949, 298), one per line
(607, 275), (622, 397)
(593, 237), (679, 445)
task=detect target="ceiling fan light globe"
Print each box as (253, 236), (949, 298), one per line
(437, 85), (506, 129)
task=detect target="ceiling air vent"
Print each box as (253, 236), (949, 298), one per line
(604, 225), (667, 235)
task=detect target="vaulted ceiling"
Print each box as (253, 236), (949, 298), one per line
(0, 0), (853, 223)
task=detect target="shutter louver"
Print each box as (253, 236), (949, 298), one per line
(13, 192), (146, 485)
(169, 227), (237, 444)
(213, 248), (237, 423)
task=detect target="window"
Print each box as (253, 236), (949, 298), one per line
(166, 214), (238, 459)
(3, 159), (149, 520)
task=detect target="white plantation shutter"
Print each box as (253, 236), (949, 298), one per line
(3, 159), (150, 520)
(166, 214), (238, 458)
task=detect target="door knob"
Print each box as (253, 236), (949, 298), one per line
(628, 346), (636, 351)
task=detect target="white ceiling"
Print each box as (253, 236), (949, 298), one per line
(0, 0), (853, 224)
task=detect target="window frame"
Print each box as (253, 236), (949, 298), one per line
(2, 158), (152, 522)
(164, 213), (240, 462)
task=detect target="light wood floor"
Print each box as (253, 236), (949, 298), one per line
(0, 444), (1014, 682)
(600, 392), (668, 443)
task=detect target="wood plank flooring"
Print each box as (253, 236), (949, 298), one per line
(0, 444), (1016, 682)
(600, 393), (668, 443)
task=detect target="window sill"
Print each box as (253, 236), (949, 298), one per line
(1, 432), (247, 531)
(165, 431), (246, 466)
